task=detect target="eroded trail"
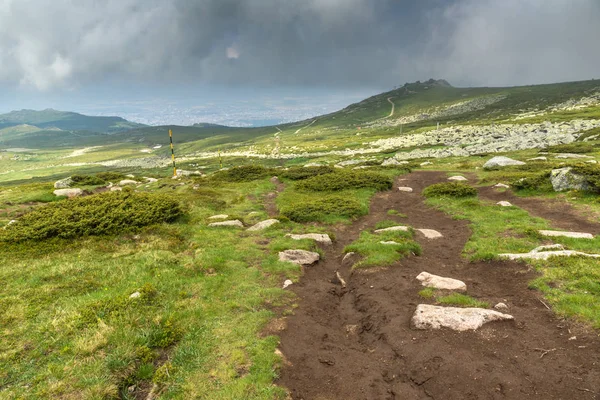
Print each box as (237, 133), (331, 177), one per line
(277, 171), (600, 400)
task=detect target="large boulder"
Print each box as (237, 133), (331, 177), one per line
(411, 304), (514, 331)
(247, 219), (279, 231)
(279, 250), (320, 265)
(54, 177), (73, 189)
(550, 167), (591, 192)
(53, 188), (83, 198)
(483, 156), (526, 170)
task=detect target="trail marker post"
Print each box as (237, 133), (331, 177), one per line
(219, 149), (222, 169)
(169, 129), (177, 177)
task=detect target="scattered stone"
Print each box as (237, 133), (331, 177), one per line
(129, 291), (141, 299)
(53, 188), (83, 198)
(353, 166), (371, 169)
(176, 169), (203, 177)
(270, 176), (282, 185)
(587, 160), (598, 164)
(304, 162), (324, 167)
(531, 244), (565, 253)
(416, 272), (466, 292)
(279, 250), (320, 265)
(499, 246), (600, 260)
(110, 186), (122, 192)
(286, 233), (333, 245)
(337, 159), (362, 167)
(555, 153), (591, 159)
(282, 279), (293, 289)
(125, 174), (135, 178)
(119, 179), (138, 186)
(539, 230), (594, 239)
(493, 183), (510, 189)
(374, 226), (409, 233)
(247, 211), (261, 216)
(247, 219), (280, 231)
(208, 220), (244, 228)
(144, 177), (158, 183)
(208, 214), (229, 220)
(550, 167), (591, 192)
(382, 158), (409, 166)
(497, 201), (513, 207)
(448, 176), (468, 181)
(527, 156), (547, 161)
(494, 303), (509, 311)
(483, 156), (526, 169)
(398, 187), (413, 192)
(342, 252), (357, 266)
(420, 161), (433, 166)
(54, 177), (73, 189)
(411, 304), (514, 331)
(380, 241), (399, 245)
(416, 229), (443, 239)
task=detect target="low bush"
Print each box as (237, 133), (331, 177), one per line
(511, 172), (552, 191)
(212, 165), (274, 182)
(96, 172), (128, 182)
(296, 170), (392, 192)
(422, 182), (477, 198)
(546, 142), (595, 154)
(571, 163), (600, 192)
(1, 189), (182, 242)
(280, 195), (364, 222)
(71, 174), (106, 186)
(280, 166), (335, 180)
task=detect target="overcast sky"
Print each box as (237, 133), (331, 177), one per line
(1, 0), (599, 125)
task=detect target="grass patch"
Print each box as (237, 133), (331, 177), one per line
(344, 230), (421, 269)
(280, 166), (335, 180)
(212, 165), (275, 182)
(546, 142), (595, 154)
(387, 209), (407, 217)
(418, 287), (436, 299)
(422, 182), (477, 198)
(280, 194), (364, 223)
(296, 170), (392, 192)
(437, 293), (489, 308)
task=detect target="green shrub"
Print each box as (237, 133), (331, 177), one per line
(212, 165), (274, 182)
(576, 127), (600, 142)
(71, 174), (106, 186)
(546, 142), (595, 154)
(511, 172), (552, 191)
(96, 172), (128, 182)
(571, 163), (600, 192)
(281, 195), (364, 222)
(422, 182), (477, 198)
(296, 170), (392, 192)
(1, 189), (182, 242)
(148, 317), (183, 348)
(280, 166), (335, 180)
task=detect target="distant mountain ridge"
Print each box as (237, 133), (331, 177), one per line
(0, 109), (145, 133)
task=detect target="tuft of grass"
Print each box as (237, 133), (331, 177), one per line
(280, 194), (364, 223)
(418, 287), (436, 299)
(387, 209), (407, 217)
(437, 293), (489, 308)
(344, 230), (421, 269)
(422, 182), (477, 198)
(511, 172), (552, 192)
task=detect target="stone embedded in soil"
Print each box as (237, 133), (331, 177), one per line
(208, 220), (244, 228)
(129, 291), (141, 299)
(448, 176), (468, 181)
(247, 219), (280, 231)
(531, 244), (565, 253)
(483, 156), (526, 169)
(286, 233), (333, 245)
(420, 161), (433, 166)
(497, 201), (513, 207)
(499, 250), (600, 260)
(282, 279), (293, 289)
(119, 179), (138, 186)
(493, 183), (510, 188)
(416, 272), (467, 292)
(279, 249), (320, 265)
(209, 214), (229, 220)
(416, 229), (443, 239)
(539, 230), (594, 239)
(380, 241), (400, 245)
(53, 188), (83, 198)
(398, 187), (414, 192)
(374, 226), (409, 233)
(411, 304), (514, 331)
(110, 186), (122, 192)
(270, 176), (282, 185)
(528, 156), (547, 161)
(494, 303), (509, 311)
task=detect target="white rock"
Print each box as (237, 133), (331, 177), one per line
(110, 186), (122, 192)
(342, 252), (356, 264)
(382, 158), (409, 166)
(304, 163), (324, 167)
(208, 214), (229, 220)
(53, 188), (83, 198)
(416, 272), (466, 292)
(483, 156), (526, 169)
(420, 161), (433, 166)
(54, 177), (73, 189)
(587, 160), (598, 164)
(282, 279), (293, 289)
(208, 220), (244, 228)
(497, 201), (513, 207)
(531, 244), (565, 253)
(374, 226), (409, 233)
(279, 250), (320, 265)
(337, 159), (362, 167)
(417, 229), (443, 239)
(539, 230), (594, 239)
(380, 241), (399, 245)
(286, 233), (333, 245)
(411, 304), (514, 331)
(555, 153), (591, 159)
(499, 250), (600, 260)
(125, 174), (135, 178)
(176, 169), (203, 177)
(550, 168), (591, 192)
(493, 183), (510, 189)
(494, 303), (509, 311)
(129, 291), (141, 299)
(144, 177), (158, 183)
(398, 187), (413, 192)
(527, 156), (547, 161)
(247, 219), (280, 231)
(448, 176), (468, 181)
(119, 179), (138, 186)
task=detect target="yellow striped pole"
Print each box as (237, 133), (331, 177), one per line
(218, 149), (222, 169)
(169, 129), (176, 177)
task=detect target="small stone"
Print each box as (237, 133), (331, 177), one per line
(144, 177), (158, 183)
(53, 188), (83, 198)
(54, 177), (73, 189)
(483, 156), (526, 169)
(417, 229), (443, 239)
(282, 279), (293, 289)
(247, 219), (280, 231)
(270, 176), (282, 184)
(125, 174), (135, 178)
(494, 303), (509, 311)
(420, 161), (432, 166)
(110, 186), (122, 192)
(527, 156), (547, 161)
(129, 291), (141, 299)
(448, 176), (468, 181)
(539, 230), (594, 239)
(279, 249), (320, 265)
(398, 187), (413, 192)
(119, 179), (138, 186)
(416, 272), (467, 291)
(568, 336), (577, 341)
(342, 252), (357, 266)
(497, 201), (513, 207)
(209, 214), (229, 220)
(587, 160), (598, 164)
(374, 226), (409, 233)
(208, 220), (244, 228)
(493, 183), (510, 189)
(380, 241), (399, 245)
(499, 249), (600, 260)
(411, 304), (514, 331)
(286, 233), (333, 245)
(531, 244), (565, 253)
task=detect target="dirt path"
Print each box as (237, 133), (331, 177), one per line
(277, 171), (600, 400)
(478, 185), (600, 235)
(386, 97), (395, 118)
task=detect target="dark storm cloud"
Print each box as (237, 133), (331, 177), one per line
(1, 0), (599, 91)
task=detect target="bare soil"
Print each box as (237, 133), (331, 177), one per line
(277, 171), (600, 400)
